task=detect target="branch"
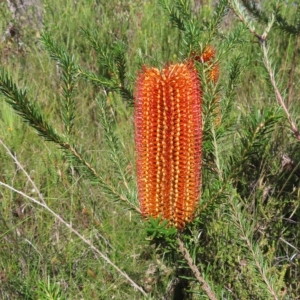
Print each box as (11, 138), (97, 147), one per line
(177, 235), (217, 300)
(261, 42), (300, 142)
(229, 197), (279, 300)
(229, 0), (300, 142)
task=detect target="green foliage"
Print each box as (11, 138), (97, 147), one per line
(1, 0), (300, 299)
(40, 32), (78, 136)
(226, 107), (283, 181)
(0, 67), (62, 143)
(80, 28), (133, 103)
(146, 217), (177, 244)
(160, 0), (228, 53)
(36, 277), (67, 300)
(241, 0), (300, 35)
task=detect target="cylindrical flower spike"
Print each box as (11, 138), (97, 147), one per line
(134, 62), (202, 229)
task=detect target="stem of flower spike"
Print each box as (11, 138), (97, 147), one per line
(177, 235), (217, 300)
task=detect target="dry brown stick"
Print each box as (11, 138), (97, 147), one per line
(229, 0), (300, 143)
(0, 180), (148, 296)
(261, 42), (300, 142)
(177, 235), (218, 300)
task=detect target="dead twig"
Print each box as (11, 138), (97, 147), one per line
(177, 235), (217, 300)
(229, 0), (300, 142)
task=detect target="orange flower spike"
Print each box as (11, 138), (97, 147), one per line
(191, 45), (216, 63)
(191, 45), (219, 83)
(201, 45), (216, 63)
(209, 63), (219, 84)
(134, 62), (202, 229)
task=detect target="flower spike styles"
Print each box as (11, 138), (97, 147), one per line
(192, 45), (216, 64)
(134, 62), (202, 229)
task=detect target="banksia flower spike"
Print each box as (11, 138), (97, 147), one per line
(134, 62), (202, 230)
(192, 45), (220, 124)
(192, 45), (215, 64)
(192, 45), (219, 84)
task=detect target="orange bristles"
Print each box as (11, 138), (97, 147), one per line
(209, 63), (219, 84)
(134, 62), (202, 229)
(192, 45), (219, 83)
(191, 45), (216, 64)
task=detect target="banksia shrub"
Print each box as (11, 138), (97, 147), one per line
(134, 62), (202, 229)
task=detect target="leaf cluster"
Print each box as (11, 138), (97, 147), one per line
(80, 28), (133, 103)
(240, 0), (300, 35)
(159, 0), (228, 53)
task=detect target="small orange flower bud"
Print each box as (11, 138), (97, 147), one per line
(209, 63), (219, 84)
(134, 62), (202, 229)
(191, 45), (216, 63)
(192, 45), (220, 124)
(200, 45), (216, 63)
